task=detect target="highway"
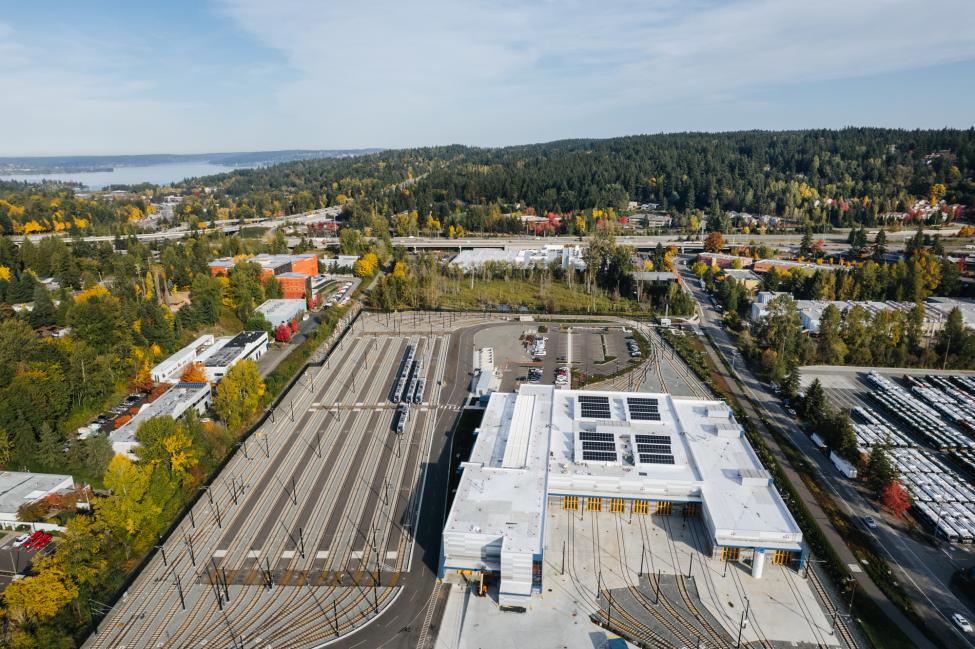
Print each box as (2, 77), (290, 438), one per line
(13, 214), (972, 255)
(84, 310), (486, 649)
(675, 258), (973, 649)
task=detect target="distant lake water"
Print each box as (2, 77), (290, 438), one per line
(0, 161), (252, 190)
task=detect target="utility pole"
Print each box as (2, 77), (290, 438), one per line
(174, 574), (185, 610)
(154, 537), (167, 566)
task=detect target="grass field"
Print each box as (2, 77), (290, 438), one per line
(438, 279), (652, 315)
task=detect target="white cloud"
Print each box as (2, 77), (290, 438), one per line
(213, 0), (975, 146)
(2, 1), (974, 154)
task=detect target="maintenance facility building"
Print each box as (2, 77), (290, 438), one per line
(441, 385), (804, 608)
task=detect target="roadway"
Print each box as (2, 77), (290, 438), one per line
(84, 310), (482, 649)
(13, 215), (972, 255)
(675, 258), (974, 648)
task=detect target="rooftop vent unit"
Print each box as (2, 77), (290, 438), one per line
(739, 468), (770, 486)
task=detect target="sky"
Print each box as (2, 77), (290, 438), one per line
(2, 0), (975, 156)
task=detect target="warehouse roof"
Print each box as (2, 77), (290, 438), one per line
(202, 331), (267, 368)
(445, 386), (802, 559)
(110, 382), (211, 449)
(255, 299), (306, 319)
(0, 471), (74, 516)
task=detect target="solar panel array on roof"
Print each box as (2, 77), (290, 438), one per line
(635, 434), (670, 445)
(582, 451), (617, 462)
(643, 443), (671, 453)
(628, 397), (661, 421)
(579, 395), (611, 419)
(639, 454), (675, 465)
(582, 441), (616, 452)
(634, 433), (675, 465)
(579, 431), (614, 442)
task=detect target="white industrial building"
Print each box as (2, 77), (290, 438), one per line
(199, 330), (269, 381)
(926, 297), (975, 330)
(441, 386), (804, 608)
(110, 382), (212, 458)
(450, 245), (586, 272)
(255, 299), (307, 328)
(750, 292), (964, 335)
(0, 471), (74, 529)
(321, 255), (360, 271)
(150, 334), (223, 383)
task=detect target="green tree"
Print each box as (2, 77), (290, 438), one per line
(865, 446), (897, 496)
(799, 228), (814, 258)
(67, 294), (127, 353)
(801, 378), (827, 423)
(28, 284), (56, 328)
(227, 261), (265, 321)
(263, 276), (283, 299)
(37, 422), (64, 469)
(872, 228), (887, 261)
(816, 304), (847, 364)
(213, 359), (266, 430)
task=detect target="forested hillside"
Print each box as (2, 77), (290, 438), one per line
(181, 129), (975, 229)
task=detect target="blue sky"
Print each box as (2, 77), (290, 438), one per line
(2, 0), (974, 155)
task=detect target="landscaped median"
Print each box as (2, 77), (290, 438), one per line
(662, 328), (922, 649)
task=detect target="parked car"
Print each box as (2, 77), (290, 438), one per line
(12, 533), (30, 548)
(952, 613), (972, 633)
(33, 534), (52, 551)
(863, 516), (878, 529)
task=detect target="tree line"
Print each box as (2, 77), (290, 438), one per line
(168, 128), (975, 233)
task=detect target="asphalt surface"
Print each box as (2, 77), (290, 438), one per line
(84, 311), (477, 649)
(676, 259), (950, 648)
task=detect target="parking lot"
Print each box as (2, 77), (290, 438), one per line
(0, 530), (57, 589)
(799, 365), (975, 648)
(471, 322), (640, 390)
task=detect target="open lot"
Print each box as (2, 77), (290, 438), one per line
(86, 311), (479, 649)
(470, 321), (643, 391)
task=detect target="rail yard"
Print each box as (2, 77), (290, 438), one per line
(86, 312), (490, 649)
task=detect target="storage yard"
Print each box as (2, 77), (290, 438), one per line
(804, 367), (975, 545)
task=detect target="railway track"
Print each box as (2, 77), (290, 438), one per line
(654, 516), (733, 649)
(604, 512), (702, 649)
(807, 565), (859, 648)
(88, 330), (447, 648)
(153, 346), (399, 646)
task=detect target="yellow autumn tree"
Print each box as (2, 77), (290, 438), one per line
(180, 361), (208, 383)
(74, 284), (110, 302)
(162, 426), (197, 484)
(0, 265), (11, 281)
(3, 555), (79, 623)
(23, 220), (46, 234)
(353, 252), (379, 278)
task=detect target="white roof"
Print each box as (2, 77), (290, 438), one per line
(0, 471), (74, 516)
(110, 382), (211, 450)
(444, 386), (802, 567)
(255, 299), (306, 324)
(450, 246), (585, 271)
